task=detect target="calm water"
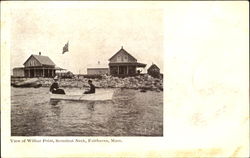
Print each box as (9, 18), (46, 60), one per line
(11, 87), (163, 136)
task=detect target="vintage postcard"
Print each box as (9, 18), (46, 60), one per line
(1, 1), (249, 157)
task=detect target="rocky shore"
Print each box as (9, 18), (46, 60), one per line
(41, 74), (163, 92)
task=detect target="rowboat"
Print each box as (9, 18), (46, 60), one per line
(12, 78), (42, 88)
(50, 90), (114, 101)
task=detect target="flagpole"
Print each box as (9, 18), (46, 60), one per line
(61, 41), (69, 81)
(78, 69), (80, 88)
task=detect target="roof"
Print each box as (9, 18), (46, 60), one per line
(55, 67), (66, 70)
(109, 62), (146, 67)
(87, 63), (108, 69)
(23, 54), (55, 66)
(109, 47), (137, 61)
(148, 64), (160, 70)
(13, 67), (24, 70)
(87, 68), (109, 70)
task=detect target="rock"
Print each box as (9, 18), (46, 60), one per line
(37, 74), (163, 92)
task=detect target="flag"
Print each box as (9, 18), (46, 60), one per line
(62, 41), (69, 54)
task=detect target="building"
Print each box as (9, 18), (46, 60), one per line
(86, 61), (109, 75)
(87, 68), (109, 75)
(108, 47), (146, 76)
(12, 52), (60, 78)
(22, 53), (57, 78)
(13, 67), (25, 77)
(147, 64), (160, 78)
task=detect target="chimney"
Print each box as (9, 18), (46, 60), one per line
(39, 52), (41, 55)
(121, 46), (123, 49)
(98, 61), (100, 65)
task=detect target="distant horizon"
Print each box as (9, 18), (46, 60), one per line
(11, 46), (163, 75)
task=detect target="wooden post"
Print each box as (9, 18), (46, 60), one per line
(117, 66), (119, 75)
(42, 68), (44, 77)
(34, 68), (36, 77)
(127, 66), (129, 75)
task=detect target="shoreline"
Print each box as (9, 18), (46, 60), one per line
(12, 74), (163, 92)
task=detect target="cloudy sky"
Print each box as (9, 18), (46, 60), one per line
(9, 2), (163, 74)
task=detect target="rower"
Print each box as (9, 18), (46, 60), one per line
(84, 80), (95, 94)
(50, 76), (65, 94)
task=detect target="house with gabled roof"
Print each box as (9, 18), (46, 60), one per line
(147, 63), (160, 78)
(108, 46), (146, 76)
(18, 52), (59, 78)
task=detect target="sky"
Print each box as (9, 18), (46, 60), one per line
(7, 1), (249, 88)
(9, 2), (163, 74)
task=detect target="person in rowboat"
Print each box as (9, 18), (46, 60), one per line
(50, 76), (65, 94)
(84, 80), (95, 94)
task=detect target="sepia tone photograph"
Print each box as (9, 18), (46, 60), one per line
(2, 1), (248, 158)
(10, 5), (163, 136)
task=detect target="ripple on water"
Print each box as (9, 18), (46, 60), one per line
(11, 87), (163, 136)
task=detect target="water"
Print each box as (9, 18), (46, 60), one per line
(11, 87), (163, 136)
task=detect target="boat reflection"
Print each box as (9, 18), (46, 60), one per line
(49, 99), (61, 106)
(87, 101), (95, 111)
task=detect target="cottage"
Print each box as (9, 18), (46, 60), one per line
(87, 68), (109, 75)
(108, 47), (146, 76)
(13, 67), (25, 77)
(147, 64), (160, 78)
(22, 53), (56, 78)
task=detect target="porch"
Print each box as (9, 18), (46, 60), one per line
(109, 62), (146, 76)
(24, 67), (56, 78)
